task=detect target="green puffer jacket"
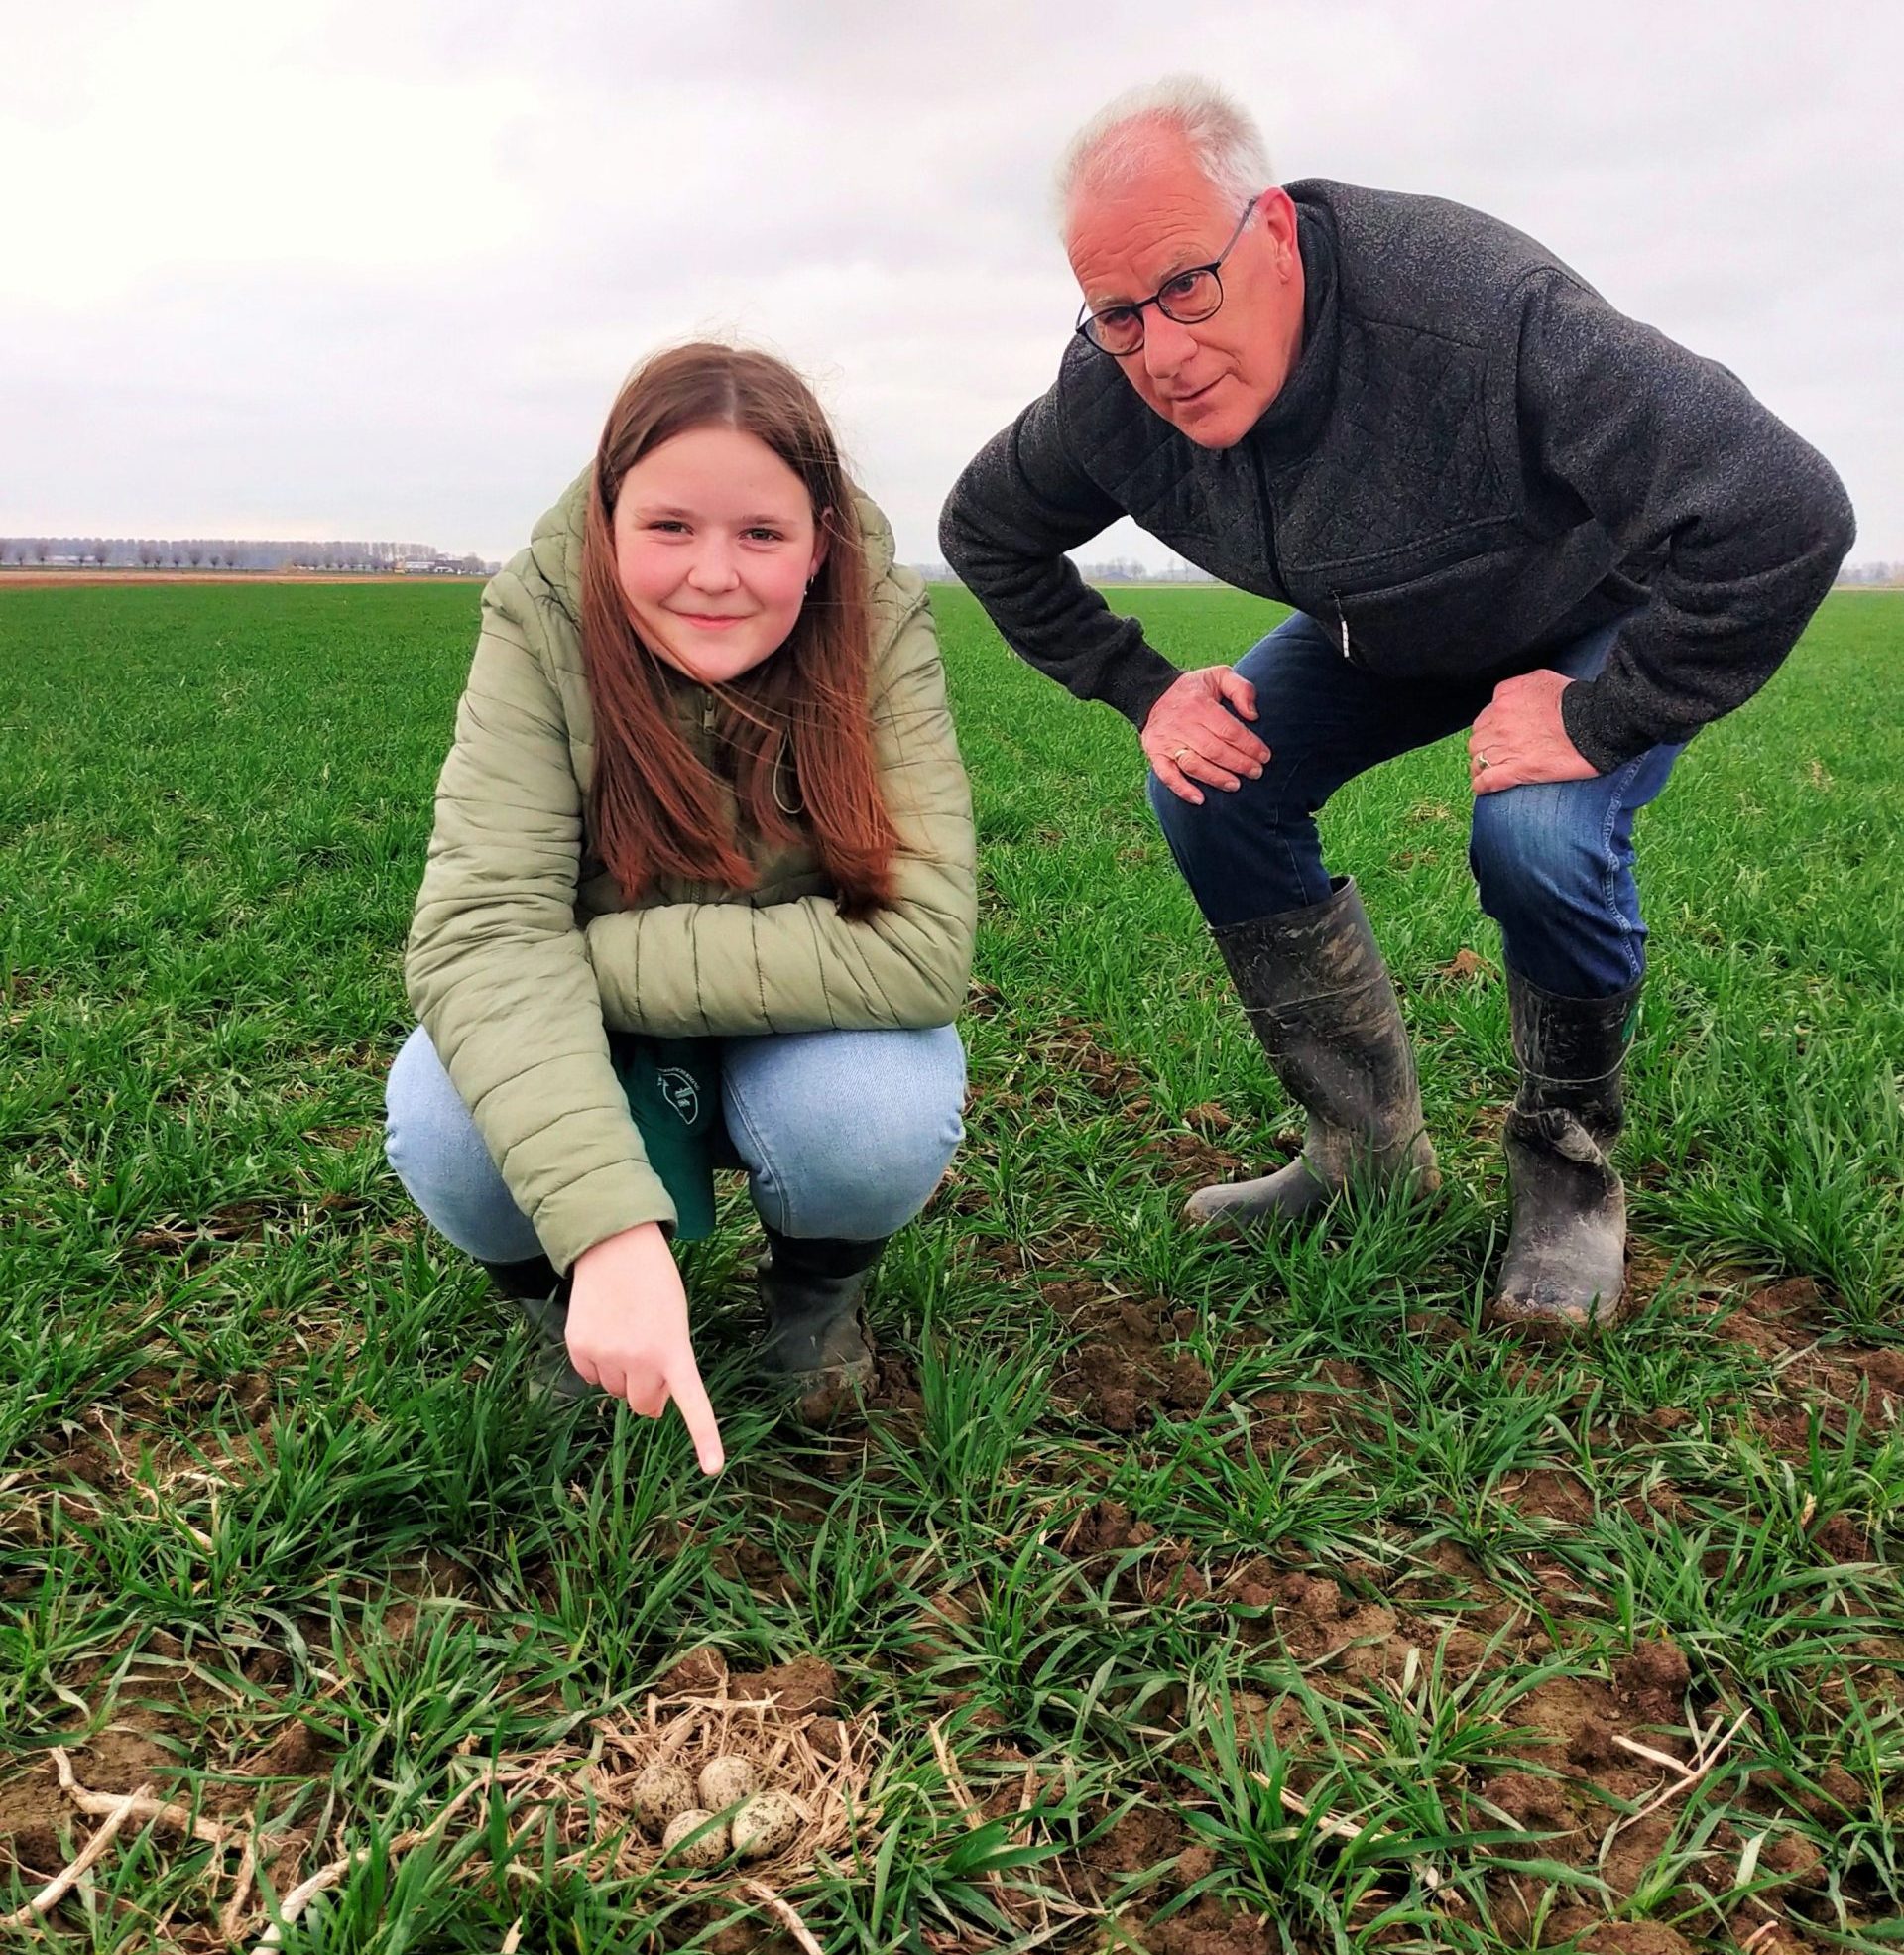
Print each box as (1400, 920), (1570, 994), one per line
(404, 471), (978, 1274)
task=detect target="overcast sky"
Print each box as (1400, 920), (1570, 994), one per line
(6, 0), (1900, 570)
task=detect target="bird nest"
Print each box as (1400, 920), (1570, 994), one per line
(489, 1658), (881, 1890)
(9, 1655), (880, 1951)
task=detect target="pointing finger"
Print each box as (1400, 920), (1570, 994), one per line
(668, 1362), (726, 1477)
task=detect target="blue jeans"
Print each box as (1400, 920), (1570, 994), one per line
(384, 1022), (967, 1263)
(1145, 612), (1685, 998)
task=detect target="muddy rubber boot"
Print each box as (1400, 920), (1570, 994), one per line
(1186, 877), (1439, 1229)
(757, 1229), (882, 1425)
(1489, 973), (1641, 1331)
(479, 1255), (598, 1403)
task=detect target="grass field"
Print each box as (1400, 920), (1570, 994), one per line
(2, 580), (1900, 1953)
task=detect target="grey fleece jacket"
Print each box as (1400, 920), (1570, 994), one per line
(939, 179), (1855, 772)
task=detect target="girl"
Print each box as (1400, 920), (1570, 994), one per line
(384, 345), (977, 1475)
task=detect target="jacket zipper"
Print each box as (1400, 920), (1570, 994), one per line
(1248, 439), (1284, 603)
(1333, 593), (1356, 665)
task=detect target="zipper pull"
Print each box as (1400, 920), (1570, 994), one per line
(1334, 595), (1352, 663)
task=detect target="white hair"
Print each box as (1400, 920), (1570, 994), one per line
(1054, 75), (1274, 233)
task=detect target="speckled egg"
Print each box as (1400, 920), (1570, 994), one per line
(660, 1808), (729, 1867)
(731, 1788), (803, 1860)
(697, 1753), (761, 1811)
(631, 1762), (697, 1837)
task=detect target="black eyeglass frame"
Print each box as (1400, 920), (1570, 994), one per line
(1073, 197), (1261, 357)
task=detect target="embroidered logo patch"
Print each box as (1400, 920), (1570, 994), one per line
(655, 1067), (701, 1127)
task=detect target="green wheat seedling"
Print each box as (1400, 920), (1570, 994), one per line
(1, 581), (1898, 1949)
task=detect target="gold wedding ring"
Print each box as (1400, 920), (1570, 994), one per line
(1173, 746), (1194, 766)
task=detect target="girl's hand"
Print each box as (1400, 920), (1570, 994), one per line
(568, 1223), (725, 1474)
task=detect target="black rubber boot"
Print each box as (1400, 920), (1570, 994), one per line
(1186, 877), (1439, 1229)
(757, 1229), (883, 1424)
(1489, 972), (1641, 1331)
(478, 1255), (598, 1402)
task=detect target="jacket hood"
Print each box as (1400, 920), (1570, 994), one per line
(524, 465), (898, 624)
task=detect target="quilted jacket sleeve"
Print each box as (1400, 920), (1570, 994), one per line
(938, 360), (1184, 729)
(1517, 271), (1856, 770)
(585, 570), (978, 1037)
(404, 570), (676, 1272)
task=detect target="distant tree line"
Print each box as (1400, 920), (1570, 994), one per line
(922, 553), (1220, 585)
(0, 537), (497, 574)
(1839, 561), (1902, 585)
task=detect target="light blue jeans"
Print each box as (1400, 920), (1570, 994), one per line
(384, 1023), (967, 1262)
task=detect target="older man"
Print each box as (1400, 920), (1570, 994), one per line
(941, 77), (1853, 1328)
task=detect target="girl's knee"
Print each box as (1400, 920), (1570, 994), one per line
(383, 1024), (448, 1177)
(735, 1027), (965, 1239)
(384, 1026), (539, 1262)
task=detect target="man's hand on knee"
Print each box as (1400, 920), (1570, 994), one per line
(1142, 666), (1271, 805)
(1469, 671), (1599, 794)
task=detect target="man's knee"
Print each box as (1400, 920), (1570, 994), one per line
(1468, 783), (1600, 916)
(1147, 761), (1301, 856)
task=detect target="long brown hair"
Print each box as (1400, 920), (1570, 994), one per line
(579, 343), (899, 919)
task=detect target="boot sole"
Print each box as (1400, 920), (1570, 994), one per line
(1485, 1287), (1630, 1335)
(766, 1352), (877, 1429)
(1185, 1169), (1442, 1235)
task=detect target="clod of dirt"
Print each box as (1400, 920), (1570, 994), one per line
(1613, 1638), (1692, 1720)
(863, 1351), (925, 1419)
(1231, 1693), (1272, 1743)
(1065, 1501), (1210, 1604)
(1072, 1499), (1156, 1554)
(657, 1646), (730, 1696)
(1483, 1770), (1574, 1833)
(1078, 1805), (1190, 1890)
(1749, 1277), (1826, 1319)
(1564, 1717), (1620, 1769)
(249, 1720), (333, 1778)
(1509, 1469), (1597, 1527)
(727, 1656), (839, 1718)
(904, 1588), (980, 1676)
(1796, 1763), (1864, 1819)
(1267, 1572), (1400, 1676)
(1577, 1924), (1696, 1955)
(1130, 1895), (1280, 1954)
(702, 1923), (802, 1955)
(1061, 1293), (1211, 1432)
(1760, 1829), (1827, 1886)
(1814, 1514), (1872, 1561)
(1860, 1346), (1904, 1396)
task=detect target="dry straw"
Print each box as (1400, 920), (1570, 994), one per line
(19, 1659), (881, 1946)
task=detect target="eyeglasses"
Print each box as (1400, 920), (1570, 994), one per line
(1074, 199), (1260, 357)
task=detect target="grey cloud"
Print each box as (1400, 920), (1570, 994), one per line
(5, 0), (1899, 566)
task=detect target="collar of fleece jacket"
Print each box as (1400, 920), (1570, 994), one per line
(525, 467), (899, 629)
